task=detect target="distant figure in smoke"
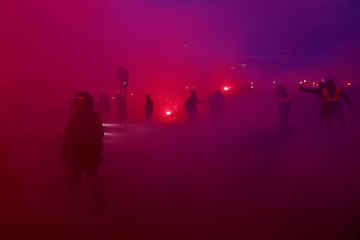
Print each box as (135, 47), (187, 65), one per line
(97, 93), (111, 122)
(208, 89), (226, 125)
(144, 94), (154, 124)
(62, 91), (106, 215)
(317, 81), (327, 125)
(318, 81), (346, 127)
(298, 79), (352, 128)
(184, 90), (204, 126)
(276, 84), (291, 134)
(116, 94), (127, 124)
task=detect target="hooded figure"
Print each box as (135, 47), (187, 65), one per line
(63, 91), (106, 214)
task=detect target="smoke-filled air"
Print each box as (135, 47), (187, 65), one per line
(1, 0), (360, 239)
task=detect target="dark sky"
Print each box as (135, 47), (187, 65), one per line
(1, 0), (359, 110)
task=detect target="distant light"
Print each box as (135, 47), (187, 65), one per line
(130, 92), (134, 96)
(303, 80), (307, 83)
(299, 81), (303, 85)
(112, 96), (116, 100)
(223, 86), (230, 91)
(104, 131), (124, 136)
(321, 78), (325, 82)
(103, 123), (122, 127)
(250, 85), (254, 89)
(315, 84), (319, 87)
(273, 81), (276, 84)
(230, 66), (237, 70)
(165, 111), (172, 116)
(185, 85), (189, 90)
(250, 81), (254, 85)
(346, 82), (352, 86)
(241, 63), (247, 67)
(183, 43), (188, 47)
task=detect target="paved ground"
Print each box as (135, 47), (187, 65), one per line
(1, 93), (360, 239)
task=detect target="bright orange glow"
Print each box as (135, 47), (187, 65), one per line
(165, 111), (172, 116)
(346, 82), (352, 86)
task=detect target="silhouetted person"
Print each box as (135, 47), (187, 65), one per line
(276, 83), (286, 98)
(300, 81), (336, 126)
(62, 91), (106, 215)
(278, 94), (291, 134)
(116, 94), (127, 124)
(298, 79), (352, 128)
(144, 94), (154, 124)
(97, 93), (111, 122)
(185, 90), (204, 126)
(316, 81), (327, 125)
(208, 89), (226, 125)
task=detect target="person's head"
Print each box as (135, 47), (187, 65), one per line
(71, 91), (94, 112)
(191, 90), (197, 96)
(145, 94), (151, 100)
(216, 89), (222, 95)
(325, 79), (336, 88)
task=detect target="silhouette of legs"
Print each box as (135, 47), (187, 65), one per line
(67, 167), (82, 214)
(277, 112), (290, 135)
(84, 167), (106, 215)
(66, 164), (106, 215)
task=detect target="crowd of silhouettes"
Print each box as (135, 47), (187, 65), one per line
(63, 78), (353, 214)
(93, 79), (352, 130)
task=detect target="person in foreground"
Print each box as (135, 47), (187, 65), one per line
(62, 91), (106, 215)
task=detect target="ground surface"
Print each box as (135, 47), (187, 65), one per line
(1, 95), (360, 240)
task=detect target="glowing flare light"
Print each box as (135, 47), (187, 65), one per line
(223, 86), (230, 91)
